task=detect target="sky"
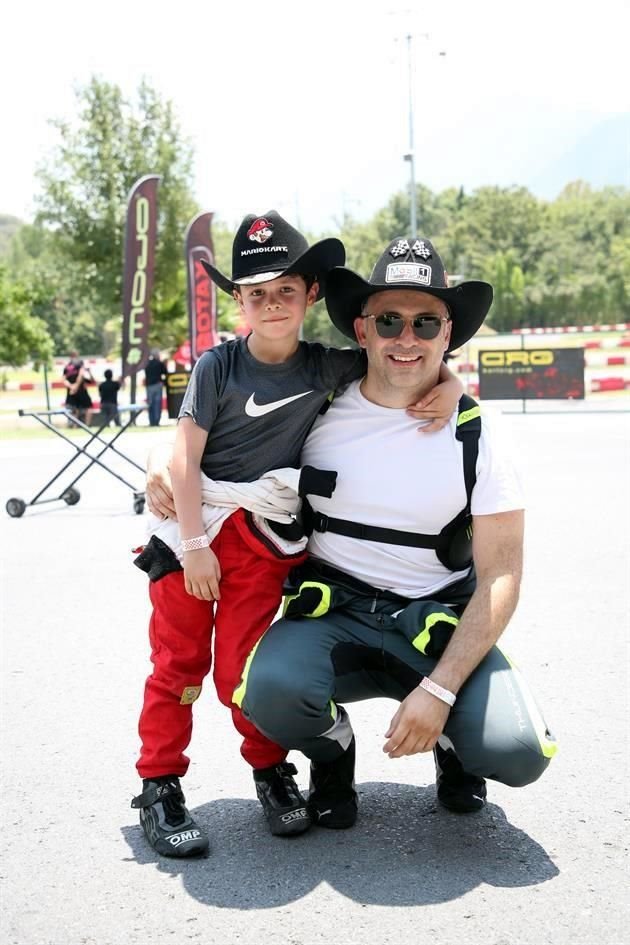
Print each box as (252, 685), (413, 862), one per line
(2, 0), (629, 234)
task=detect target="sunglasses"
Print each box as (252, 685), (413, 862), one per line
(363, 312), (450, 340)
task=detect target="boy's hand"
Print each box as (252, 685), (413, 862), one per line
(183, 546), (222, 601)
(146, 444), (177, 519)
(407, 367), (464, 433)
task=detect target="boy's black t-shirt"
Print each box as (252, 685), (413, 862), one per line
(179, 338), (365, 482)
(99, 380), (120, 405)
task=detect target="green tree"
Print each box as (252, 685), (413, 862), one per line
(9, 224), (103, 352)
(34, 76), (198, 353)
(482, 250), (526, 331)
(0, 265), (54, 368)
(526, 183), (630, 325)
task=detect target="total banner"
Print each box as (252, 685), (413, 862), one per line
(185, 211), (219, 363)
(121, 174), (160, 380)
(478, 348), (585, 399)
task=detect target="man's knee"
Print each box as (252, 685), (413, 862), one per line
(486, 736), (556, 788)
(242, 659), (306, 737)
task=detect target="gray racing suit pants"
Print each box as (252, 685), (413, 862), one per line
(238, 563), (557, 788)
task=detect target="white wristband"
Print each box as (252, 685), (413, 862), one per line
(181, 535), (210, 552)
(419, 676), (456, 707)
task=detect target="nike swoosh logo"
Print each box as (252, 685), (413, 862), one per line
(244, 390), (313, 417)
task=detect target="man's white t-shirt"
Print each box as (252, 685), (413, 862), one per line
(301, 380), (524, 598)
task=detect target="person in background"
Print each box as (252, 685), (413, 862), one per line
(62, 352), (94, 426)
(144, 349), (168, 426)
(98, 369), (123, 427)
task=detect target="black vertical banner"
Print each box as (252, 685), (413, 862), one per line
(185, 211), (219, 364)
(121, 175), (160, 387)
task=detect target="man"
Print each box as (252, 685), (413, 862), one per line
(144, 349), (168, 426)
(147, 236), (556, 832)
(233, 236), (556, 828)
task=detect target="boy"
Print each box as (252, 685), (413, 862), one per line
(132, 211), (463, 858)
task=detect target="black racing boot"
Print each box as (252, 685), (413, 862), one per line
(131, 776), (210, 857)
(307, 738), (358, 829)
(253, 762), (311, 836)
(434, 743), (487, 813)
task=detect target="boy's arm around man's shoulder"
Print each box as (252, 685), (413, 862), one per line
(406, 361), (464, 433)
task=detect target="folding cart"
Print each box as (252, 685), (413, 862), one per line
(5, 405), (147, 518)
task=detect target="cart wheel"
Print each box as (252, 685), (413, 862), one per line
(62, 487), (81, 506)
(133, 497), (145, 515)
(6, 497), (26, 518)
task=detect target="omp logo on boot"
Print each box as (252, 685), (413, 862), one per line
(281, 808), (309, 824)
(168, 829), (202, 847)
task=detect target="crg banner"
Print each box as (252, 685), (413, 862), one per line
(121, 174), (160, 379)
(478, 348), (585, 399)
(185, 211), (219, 363)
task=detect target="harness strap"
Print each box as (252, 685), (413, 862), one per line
(311, 511), (440, 549)
(310, 395), (481, 558)
(456, 395), (481, 511)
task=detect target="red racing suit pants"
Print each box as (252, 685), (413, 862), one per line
(136, 508), (306, 778)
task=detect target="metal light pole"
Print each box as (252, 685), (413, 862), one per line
(403, 32), (417, 237)
(400, 29), (446, 238)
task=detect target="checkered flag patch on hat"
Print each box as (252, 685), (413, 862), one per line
(390, 239), (411, 258)
(412, 240), (432, 260)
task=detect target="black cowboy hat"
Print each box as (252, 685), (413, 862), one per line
(326, 237), (493, 351)
(201, 210), (345, 300)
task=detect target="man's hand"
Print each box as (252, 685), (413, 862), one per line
(146, 443), (177, 519)
(383, 686), (450, 757)
(183, 546), (222, 601)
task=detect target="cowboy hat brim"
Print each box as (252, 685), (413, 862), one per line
(201, 238), (345, 301)
(325, 268), (493, 351)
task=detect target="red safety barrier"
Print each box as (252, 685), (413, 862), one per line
(457, 362), (476, 373)
(619, 338), (630, 348)
(18, 383), (35, 390)
(591, 377), (627, 392)
(512, 323), (630, 334)
(584, 341), (602, 349)
(606, 355), (627, 366)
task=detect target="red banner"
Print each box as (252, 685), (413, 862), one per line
(185, 211), (219, 363)
(121, 175), (160, 379)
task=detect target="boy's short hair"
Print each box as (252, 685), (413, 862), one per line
(104, 369), (113, 380)
(234, 273), (316, 298)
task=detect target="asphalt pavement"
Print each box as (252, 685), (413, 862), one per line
(1, 412), (629, 945)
